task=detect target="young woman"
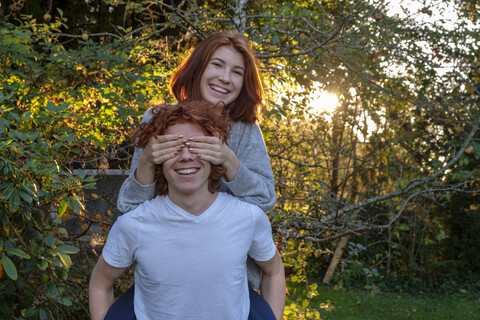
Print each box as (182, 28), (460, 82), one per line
(117, 31), (275, 215)
(112, 31), (277, 319)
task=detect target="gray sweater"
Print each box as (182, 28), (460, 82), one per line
(116, 110), (277, 289)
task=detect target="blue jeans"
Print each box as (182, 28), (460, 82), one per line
(103, 284), (276, 320)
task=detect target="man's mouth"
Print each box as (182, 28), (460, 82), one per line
(175, 168), (199, 175)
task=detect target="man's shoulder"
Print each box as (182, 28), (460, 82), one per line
(119, 196), (165, 222)
(218, 192), (264, 215)
(220, 193), (271, 227)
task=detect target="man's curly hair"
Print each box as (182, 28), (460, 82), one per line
(133, 100), (232, 196)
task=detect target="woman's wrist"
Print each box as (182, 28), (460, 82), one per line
(222, 149), (240, 182)
(134, 155), (156, 185)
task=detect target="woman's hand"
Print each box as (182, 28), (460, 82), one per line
(135, 134), (184, 185)
(186, 136), (240, 182)
(143, 134), (185, 165)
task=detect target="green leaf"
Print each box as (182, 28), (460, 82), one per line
(22, 308), (36, 317)
(22, 183), (36, 198)
(0, 92), (15, 101)
(437, 229), (447, 241)
(10, 190), (20, 212)
(38, 258), (47, 270)
(83, 182), (97, 189)
(58, 244), (79, 254)
(65, 133), (76, 143)
(57, 102), (70, 112)
(27, 130), (39, 141)
(302, 299), (309, 308)
(45, 233), (55, 247)
(18, 190), (32, 204)
(39, 309), (48, 320)
(56, 297), (72, 307)
(65, 196), (84, 213)
(57, 199), (67, 216)
(77, 168), (86, 179)
(47, 283), (63, 296)
(48, 257), (62, 267)
(46, 100), (57, 113)
(22, 111), (33, 120)
(1, 254), (18, 280)
(6, 247), (31, 259)
(23, 207), (32, 220)
(57, 252), (72, 268)
(15, 131), (27, 141)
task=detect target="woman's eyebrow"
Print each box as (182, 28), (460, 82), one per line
(211, 57), (245, 70)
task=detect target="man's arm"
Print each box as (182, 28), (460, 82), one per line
(256, 250), (286, 320)
(89, 254), (127, 320)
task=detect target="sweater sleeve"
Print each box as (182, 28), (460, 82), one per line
(222, 122), (276, 212)
(116, 110), (156, 213)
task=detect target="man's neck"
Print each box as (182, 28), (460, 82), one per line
(168, 189), (219, 216)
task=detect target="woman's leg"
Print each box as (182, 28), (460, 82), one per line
(248, 287), (277, 320)
(102, 284), (136, 320)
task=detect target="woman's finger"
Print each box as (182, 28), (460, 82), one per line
(149, 135), (184, 164)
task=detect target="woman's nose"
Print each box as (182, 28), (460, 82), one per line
(218, 69), (231, 83)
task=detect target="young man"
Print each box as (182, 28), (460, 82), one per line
(89, 101), (285, 320)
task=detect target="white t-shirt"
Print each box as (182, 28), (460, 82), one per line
(102, 192), (276, 320)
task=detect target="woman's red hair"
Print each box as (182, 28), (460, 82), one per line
(133, 101), (232, 196)
(170, 31), (264, 123)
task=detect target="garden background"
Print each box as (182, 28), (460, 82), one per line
(1, 0), (479, 319)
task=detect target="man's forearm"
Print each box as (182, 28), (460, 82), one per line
(89, 286), (115, 320)
(259, 252), (286, 320)
(261, 272), (286, 320)
(89, 255), (127, 320)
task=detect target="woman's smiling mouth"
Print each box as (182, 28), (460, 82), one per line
(210, 84), (229, 94)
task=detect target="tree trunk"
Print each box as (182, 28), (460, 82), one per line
(234, 0), (248, 33)
(322, 235), (350, 285)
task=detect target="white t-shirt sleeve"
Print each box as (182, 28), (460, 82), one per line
(248, 207), (276, 262)
(102, 213), (138, 268)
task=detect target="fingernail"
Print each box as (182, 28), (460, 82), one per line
(184, 142), (190, 146)
(189, 148), (195, 151)
(181, 139), (187, 143)
(178, 135), (184, 138)
(188, 137), (194, 141)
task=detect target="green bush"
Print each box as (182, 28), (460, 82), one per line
(0, 12), (172, 318)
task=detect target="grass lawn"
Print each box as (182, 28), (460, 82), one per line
(308, 286), (480, 319)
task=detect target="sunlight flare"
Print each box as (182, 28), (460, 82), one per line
(309, 89), (338, 114)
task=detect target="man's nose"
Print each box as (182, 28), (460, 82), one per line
(178, 146), (195, 160)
